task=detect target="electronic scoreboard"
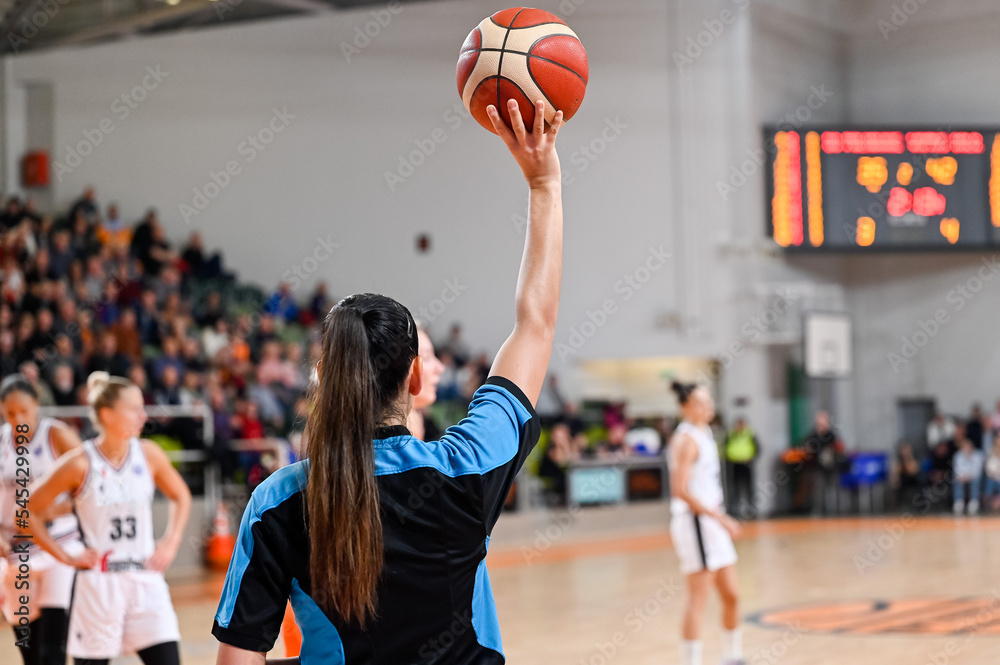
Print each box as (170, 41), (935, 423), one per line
(765, 128), (1000, 250)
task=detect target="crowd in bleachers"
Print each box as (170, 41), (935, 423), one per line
(891, 405), (1000, 515)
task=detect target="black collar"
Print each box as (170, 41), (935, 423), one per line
(374, 425), (410, 439)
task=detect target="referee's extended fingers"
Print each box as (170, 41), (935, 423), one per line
(548, 110), (565, 139)
(487, 105), (517, 149)
(533, 100), (545, 136)
(508, 99), (528, 145)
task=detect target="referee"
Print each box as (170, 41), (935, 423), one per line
(213, 100), (564, 665)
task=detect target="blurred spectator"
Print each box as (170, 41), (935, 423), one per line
(135, 289), (163, 346)
(441, 323), (469, 365)
(891, 441), (922, 509)
(53, 298), (81, 351)
(95, 203), (132, 253)
(953, 434), (984, 515)
(49, 230), (73, 278)
(111, 308), (143, 361)
(984, 436), (1000, 512)
(306, 282), (330, 324)
(49, 333), (85, 387)
(990, 400), (1000, 438)
(202, 318), (230, 361)
(436, 350), (460, 401)
(19, 361), (54, 406)
(724, 418), (759, 515)
(154, 365), (183, 406)
(797, 411), (845, 515)
(196, 291), (226, 329)
(182, 336), (207, 374)
(50, 363), (79, 406)
(180, 231), (227, 280)
(0, 329), (18, 377)
(128, 365), (155, 405)
(0, 196), (22, 231)
(89, 331), (133, 377)
(538, 421), (579, 507)
(233, 400), (265, 439)
(927, 411), (956, 449)
(134, 214), (175, 276)
(68, 187), (99, 225)
(151, 336), (186, 387)
(264, 283), (299, 324)
(599, 422), (628, 458)
(69, 209), (96, 260)
(967, 404), (986, 449)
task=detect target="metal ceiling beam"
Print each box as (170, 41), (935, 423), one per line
(50, 0), (217, 47)
(252, 0), (331, 13)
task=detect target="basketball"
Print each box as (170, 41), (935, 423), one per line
(457, 7), (589, 134)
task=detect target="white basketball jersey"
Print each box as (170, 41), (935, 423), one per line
(0, 418), (80, 546)
(670, 421), (724, 515)
(75, 438), (156, 572)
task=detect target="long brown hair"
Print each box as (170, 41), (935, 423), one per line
(303, 293), (418, 624)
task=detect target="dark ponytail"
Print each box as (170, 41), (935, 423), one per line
(303, 293), (417, 625)
(670, 380), (697, 405)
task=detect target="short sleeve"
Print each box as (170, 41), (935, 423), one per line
(437, 376), (540, 531)
(212, 470), (303, 652)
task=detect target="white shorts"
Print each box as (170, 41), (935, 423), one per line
(1, 541), (83, 622)
(68, 570), (180, 659)
(669, 511), (738, 575)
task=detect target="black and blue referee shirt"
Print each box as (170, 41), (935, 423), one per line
(212, 376), (540, 664)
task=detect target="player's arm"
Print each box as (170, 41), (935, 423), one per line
(45, 422), (83, 518)
(18, 450), (97, 568)
(487, 99), (564, 406)
(144, 440), (192, 573)
(217, 644), (298, 665)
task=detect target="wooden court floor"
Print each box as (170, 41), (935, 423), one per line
(3, 512), (999, 664)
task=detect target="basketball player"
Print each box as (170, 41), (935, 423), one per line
(406, 325), (446, 440)
(0, 374), (84, 665)
(213, 99), (562, 664)
(668, 381), (745, 665)
(22, 372), (192, 665)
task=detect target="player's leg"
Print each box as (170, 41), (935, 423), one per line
(136, 641), (181, 665)
(34, 557), (77, 665)
(715, 564), (744, 664)
(681, 570), (713, 665)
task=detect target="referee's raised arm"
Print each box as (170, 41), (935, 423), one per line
(486, 98), (565, 406)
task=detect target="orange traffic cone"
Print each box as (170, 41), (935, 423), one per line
(206, 501), (237, 571)
(282, 603), (302, 657)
